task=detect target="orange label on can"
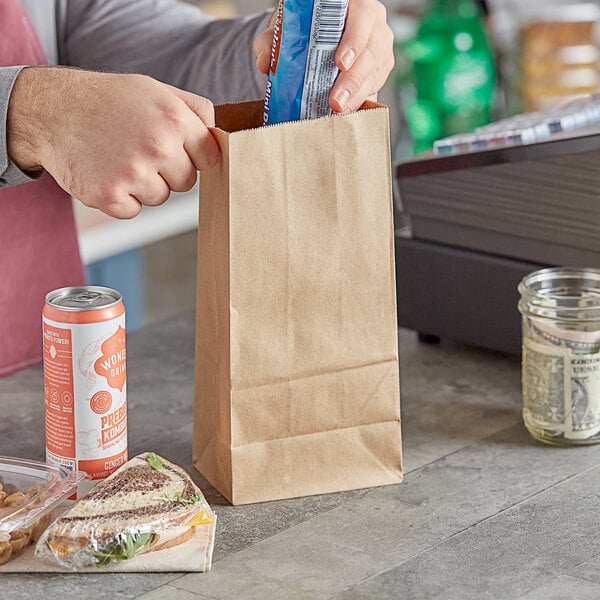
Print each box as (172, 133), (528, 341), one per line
(94, 326), (126, 391)
(79, 448), (128, 481)
(43, 324), (76, 457)
(100, 402), (127, 445)
(43, 307), (127, 483)
(90, 390), (112, 414)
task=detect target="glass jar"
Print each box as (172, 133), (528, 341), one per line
(518, 267), (600, 446)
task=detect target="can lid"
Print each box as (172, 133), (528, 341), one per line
(45, 286), (122, 311)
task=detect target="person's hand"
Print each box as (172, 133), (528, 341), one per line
(6, 67), (220, 219)
(253, 0), (394, 114)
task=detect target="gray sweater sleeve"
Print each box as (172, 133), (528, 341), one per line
(0, 66), (40, 187)
(60, 0), (271, 104)
(0, 1), (271, 188)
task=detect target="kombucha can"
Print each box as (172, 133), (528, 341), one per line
(42, 286), (128, 482)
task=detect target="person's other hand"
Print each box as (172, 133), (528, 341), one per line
(253, 0), (394, 114)
(7, 67), (220, 219)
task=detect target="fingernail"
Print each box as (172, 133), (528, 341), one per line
(341, 49), (356, 70)
(334, 89), (350, 112)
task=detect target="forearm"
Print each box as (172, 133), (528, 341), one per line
(0, 66), (39, 188)
(60, 0), (271, 103)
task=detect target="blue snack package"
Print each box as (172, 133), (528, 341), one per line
(263, 0), (349, 125)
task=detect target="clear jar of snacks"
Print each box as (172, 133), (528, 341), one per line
(518, 267), (600, 445)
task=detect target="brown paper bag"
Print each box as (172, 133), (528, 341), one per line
(193, 100), (402, 505)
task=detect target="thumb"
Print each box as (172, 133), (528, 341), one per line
(162, 84), (220, 171)
(253, 9), (278, 74)
(166, 85), (216, 128)
(253, 28), (274, 74)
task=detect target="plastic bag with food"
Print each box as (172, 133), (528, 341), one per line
(0, 457), (82, 565)
(263, 0), (349, 124)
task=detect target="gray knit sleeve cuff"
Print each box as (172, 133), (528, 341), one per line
(1, 66), (41, 187)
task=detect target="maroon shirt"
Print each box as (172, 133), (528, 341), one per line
(0, 0), (84, 376)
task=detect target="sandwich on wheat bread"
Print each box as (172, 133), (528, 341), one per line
(35, 452), (214, 570)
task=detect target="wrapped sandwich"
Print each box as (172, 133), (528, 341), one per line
(34, 452), (215, 571)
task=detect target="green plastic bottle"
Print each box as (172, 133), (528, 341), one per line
(404, 0), (496, 153)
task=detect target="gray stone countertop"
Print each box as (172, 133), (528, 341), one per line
(1, 311), (600, 600)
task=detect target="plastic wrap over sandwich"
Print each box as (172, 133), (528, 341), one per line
(34, 452), (215, 571)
